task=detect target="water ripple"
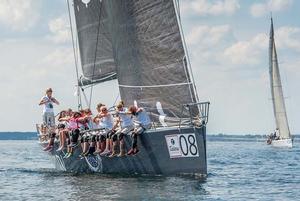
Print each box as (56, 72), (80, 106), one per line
(0, 139), (299, 200)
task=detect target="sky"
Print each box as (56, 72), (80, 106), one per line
(0, 0), (299, 134)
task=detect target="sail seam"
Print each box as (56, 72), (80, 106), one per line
(119, 82), (192, 88)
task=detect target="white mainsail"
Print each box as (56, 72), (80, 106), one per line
(269, 18), (291, 139)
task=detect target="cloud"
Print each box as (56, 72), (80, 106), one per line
(223, 33), (268, 65)
(181, 0), (240, 16)
(275, 26), (300, 51)
(186, 24), (231, 46)
(48, 15), (71, 44)
(223, 26), (300, 65)
(0, 38), (119, 131)
(185, 24), (234, 66)
(250, 0), (293, 17)
(0, 0), (40, 31)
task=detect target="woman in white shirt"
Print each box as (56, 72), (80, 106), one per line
(94, 106), (114, 155)
(127, 105), (151, 155)
(38, 88), (59, 128)
(109, 101), (134, 157)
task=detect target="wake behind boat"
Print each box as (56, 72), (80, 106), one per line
(36, 0), (210, 176)
(266, 18), (293, 148)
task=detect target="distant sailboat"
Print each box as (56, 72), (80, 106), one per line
(266, 18), (293, 148)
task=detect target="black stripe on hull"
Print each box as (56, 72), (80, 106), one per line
(41, 126), (207, 176)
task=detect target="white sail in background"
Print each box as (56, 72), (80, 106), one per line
(269, 18), (291, 139)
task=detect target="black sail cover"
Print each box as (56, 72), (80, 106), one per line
(74, 0), (117, 86)
(105, 0), (199, 126)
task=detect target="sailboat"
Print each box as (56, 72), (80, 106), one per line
(37, 0), (210, 176)
(266, 18), (293, 148)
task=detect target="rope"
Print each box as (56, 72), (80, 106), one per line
(89, 0), (103, 109)
(112, 93), (120, 107)
(66, 0), (82, 110)
(81, 88), (90, 108)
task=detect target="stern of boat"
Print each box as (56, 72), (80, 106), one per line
(271, 138), (293, 148)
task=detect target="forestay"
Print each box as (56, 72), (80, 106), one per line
(106, 0), (199, 127)
(74, 0), (117, 86)
(269, 18), (291, 139)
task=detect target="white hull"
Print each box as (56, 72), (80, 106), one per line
(271, 138), (293, 148)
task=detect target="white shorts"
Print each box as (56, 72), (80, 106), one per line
(115, 125), (134, 135)
(135, 124), (151, 134)
(43, 112), (55, 127)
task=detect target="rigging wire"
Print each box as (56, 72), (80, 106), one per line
(66, 0), (82, 110)
(175, 0), (200, 103)
(89, 0), (103, 109)
(176, 0), (181, 20)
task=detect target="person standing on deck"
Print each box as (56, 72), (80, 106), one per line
(39, 88), (59, 128)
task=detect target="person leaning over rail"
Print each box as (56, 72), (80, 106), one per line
(109, 101), (134, 157)
(94, 105), (114, 155)
(127, 105), (151, 155)
(80, 108), (97, 156)
(62, 112), (86, 158)
(38, 88), (59, 128)
(43, 110), (67, 152)
(56, 110), (69, 151)
(93, 103), (105, 153)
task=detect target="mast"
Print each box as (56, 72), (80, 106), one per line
(269, 18), (291, 139)
(66, 0), (82, 110)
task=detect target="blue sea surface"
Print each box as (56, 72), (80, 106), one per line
(0, 136), (299, 200)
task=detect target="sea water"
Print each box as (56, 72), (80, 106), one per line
(0, 136), (299, 201)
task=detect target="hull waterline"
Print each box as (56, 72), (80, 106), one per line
(40, 126), (207, 176)
(271, 138), (293, 148)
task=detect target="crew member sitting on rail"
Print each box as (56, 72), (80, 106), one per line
(43, 109), (64, 152)
(80, 109), (95, 156)
(109, 101), (134, 157)
(63, 112), (85, 158)
(56, 110), (70, 151)
(94, 105), (114, 155)
(127, 105), (151, 155)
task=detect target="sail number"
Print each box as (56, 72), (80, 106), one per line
(179, 134), (198, 156)
(165, 134), (199, 158)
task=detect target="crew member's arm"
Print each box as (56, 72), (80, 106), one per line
(58, 116), (70, 122)
(38, 97), (48, 106)
(136, 108), (143, 113)
(51, 97), (60, 105)
(112, 116), (120, 130)
(93, 115), (99, 123)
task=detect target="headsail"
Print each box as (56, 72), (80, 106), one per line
(269, 18), (291, 139)
(73, 0), (117, 86)
(106, 0), (199, 126)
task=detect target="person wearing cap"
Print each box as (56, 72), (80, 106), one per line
(38, 88), (59, 127)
